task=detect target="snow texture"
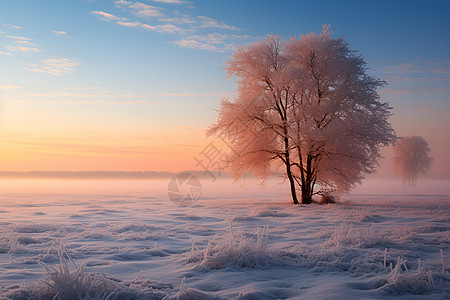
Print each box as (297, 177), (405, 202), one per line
(0, 178), (449, 299)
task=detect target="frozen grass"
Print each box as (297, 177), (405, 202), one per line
(325, 223), (388, 248)
(184, 225), (283, 269)
(172, 277), (222, 300)
(379, 256), (436, 295)
(1, 183), (449, 298)
(2, 245), (168, 300)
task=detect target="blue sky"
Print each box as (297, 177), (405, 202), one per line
(0, 0), (449, 174)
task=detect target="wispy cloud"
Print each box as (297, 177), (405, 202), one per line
(115, 1), (164, 18)
(141, 23), (189, 34)
(115, 20), (190, 34)
(151, 0), (191, 4)
(128, 2), (164, 18)
(429, 68), (450, 75)
(11, 86), (160, 105)
(385, 64), (418, 74)
(188, 32), (249, 44)
(162, 92), (195, 97)
(381, 87), (448, 95)
(158, 16), (196, 25)
(384, 61), (450, 81)
(54, 30), (68, 36)
(381, 60), (450, 110)
(2, 35), (40, 54)
(113, 0), (132, 5)
(170, 39), (219, 51)
(7, 85), (228, 105)
(91, 11), (125, 21)
(1, 27), (81, 77)
(6, 35), (31, 41)
(171, 33), (248, 52)
(23, 86), (137, 99)
(6, 24), (22, 29)
(5, 45), (40, 53)
(116, 21), (142, 28)
(14, 40), (35, 45)
(0, 84), (22, 90)
(23, 58), (81, 76)
(92, 2), (247, 52)
(196, 16), (239, 31)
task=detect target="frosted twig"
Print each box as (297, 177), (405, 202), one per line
(402, 261), (409, 272)
(132, 271), (142, 283)
(427, 271), (435, 288)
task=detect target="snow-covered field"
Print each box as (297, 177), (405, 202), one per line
(0, 177), (449, 299)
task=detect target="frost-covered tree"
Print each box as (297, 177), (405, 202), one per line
(208, 26), (396, 204)
(391, 136), (433, 186)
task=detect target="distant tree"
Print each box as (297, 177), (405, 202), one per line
(391, 136), (433, 186)
(208, 26), (396, 204)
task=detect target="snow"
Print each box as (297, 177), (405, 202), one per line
(0, 177), (449, 299)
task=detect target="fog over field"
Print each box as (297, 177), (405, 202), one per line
(0, 177), (448, 299)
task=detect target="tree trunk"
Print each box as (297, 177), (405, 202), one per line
(283, 133), (298, 204)
(301, 184), (313, 204)
(286, 164), (299, 204)
(300, 154), (314, 204)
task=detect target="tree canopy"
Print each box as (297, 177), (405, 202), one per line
(208, 26), (396, 204)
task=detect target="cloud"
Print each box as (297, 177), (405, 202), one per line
(141, 23), (189, 34)
(4, 35), (39, 52)
(0, 84), (22, 90)
(92, 2), (243, 50)
(196, 16), (239, 31)
(115, 1), (164, 18)
(383, 60), (450, 94)
(151, 0), (191, 4)
(14, 40), (35, 45)
(91, 11), (125, 21)
(5, 45), (40, 53)
(113, 0), (132, 5)
(117, 21), (142, 28)
(6, 35), (31, 41)
(186, 32), (249, 44)
(170, 33), (249, 52)
(159, 16), (196, 25)
(115, 20), (189, 34)
(380, 87), (448, 95)
(7, 85), (230, 106)
(170, 39), (218, 51)
(54, 30), (68, 36)
(429, 68), (450, 75)
(162, 92), (195, 97)
(1, 36), (36, 54)
(385, 61), (450, 78)
(15, 86), (159, 104)
(23, 58), (81, 76)
(385, 64), (417, 74)
(7, 24), (22, 29)
(129, 2), (164, 18)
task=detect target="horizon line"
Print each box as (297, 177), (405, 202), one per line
(0, 170), (229, 179)
(0, 171), (449, 180)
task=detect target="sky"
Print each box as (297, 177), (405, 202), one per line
(0, 0), (449, 176)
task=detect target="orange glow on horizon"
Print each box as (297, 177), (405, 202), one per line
(0, 127), (209, 172)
